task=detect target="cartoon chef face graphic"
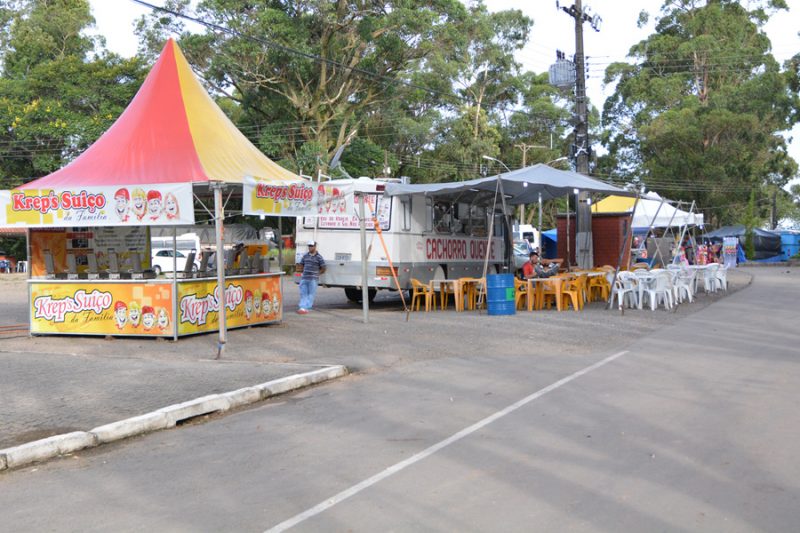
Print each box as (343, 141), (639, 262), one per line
(128, 301), (141, 327)
(114, 189), (130, 221)
(132, 188), (147, 220)
(147, 190), (162, 220)
(142, 306), (155, 330)
(244, 290), (253, 320)
(262, 292), (271, 316)
(164, 192), (179, 219)
(253, 292), (262, 316)
(114, 301), (128, 329)
(157, 307), (169, 330)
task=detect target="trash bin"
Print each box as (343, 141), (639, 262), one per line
(486, 273), (516, 316)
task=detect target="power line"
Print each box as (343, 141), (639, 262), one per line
(130, 0), (482, 110)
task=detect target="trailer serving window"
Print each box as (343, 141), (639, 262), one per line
(400, 196), (411, 231)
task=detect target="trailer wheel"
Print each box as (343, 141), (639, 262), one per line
(344, 287), (377, 303)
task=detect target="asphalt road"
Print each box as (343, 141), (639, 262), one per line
(1, 267), (798, 532)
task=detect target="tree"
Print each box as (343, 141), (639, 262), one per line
(601, 0), (799, 226)
(0, 0), (146, 187)
(135, 0), (469, 175)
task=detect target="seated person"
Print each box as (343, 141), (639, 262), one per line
(522, 251), (559, 279)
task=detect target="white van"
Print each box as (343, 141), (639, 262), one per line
(512, 224), (540, 251)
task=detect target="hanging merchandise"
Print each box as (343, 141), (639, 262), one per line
(696, 244), (708, 265)
(723, 237), (738, 268)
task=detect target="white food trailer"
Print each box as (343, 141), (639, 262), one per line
(295, 177), (510, 302)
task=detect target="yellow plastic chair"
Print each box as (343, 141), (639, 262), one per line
(561, 276), (583, 311)
(410, 278), (435, 312)
(540, 275), (565, 311)
(588, 275), (611, 301)
(514, 277), (529, 310)
(459, 277), (484, 310)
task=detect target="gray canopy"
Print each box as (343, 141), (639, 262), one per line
(384, 163), (633, 204)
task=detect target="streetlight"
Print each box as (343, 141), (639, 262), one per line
(546, 156), (569, 166)
(481, 155), (511, 173)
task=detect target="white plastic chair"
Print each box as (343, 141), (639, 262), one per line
(641, 270), (673, 310)
(702, 263), (720, 293)
(614, 271), (639, 310)
(672, 268), (694, 303)
(714, 264), (728, 291)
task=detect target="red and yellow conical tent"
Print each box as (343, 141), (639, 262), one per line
(1, 39), (304, 352)
(24, 39), (298, 188)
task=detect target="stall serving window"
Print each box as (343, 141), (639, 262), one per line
(465, 204), (488, 237)
(433, 201), (455, 234)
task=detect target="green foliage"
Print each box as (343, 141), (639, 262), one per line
(0, 0), (146, 187)
(602, 0), (799, 226)
(135, 0), (472, 176)
(0, 236), (25, 260)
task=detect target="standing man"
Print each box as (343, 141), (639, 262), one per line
(296, 240), (326, 314)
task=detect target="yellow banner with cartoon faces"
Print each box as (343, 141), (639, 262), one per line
(30, 281), (175, 336)
(177, 275), (282, 335)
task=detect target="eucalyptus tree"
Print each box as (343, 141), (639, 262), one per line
(601, 0), (798, 225)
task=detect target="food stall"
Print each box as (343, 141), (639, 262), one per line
(0, 39), (304, 349)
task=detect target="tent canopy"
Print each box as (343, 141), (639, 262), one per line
(592, 192), (703, 228)
(21, 39), (298, 189)
(384, 164), (633, 204)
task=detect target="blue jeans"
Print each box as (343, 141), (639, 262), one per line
(299, 278), (319, 310)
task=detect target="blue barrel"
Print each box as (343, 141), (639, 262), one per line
(486, 273), (516, 316)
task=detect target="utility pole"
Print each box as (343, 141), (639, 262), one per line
(515, 143), (547, 224)
(558, 0), (601, 268)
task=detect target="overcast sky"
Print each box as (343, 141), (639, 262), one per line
(88, 0), (800, 183)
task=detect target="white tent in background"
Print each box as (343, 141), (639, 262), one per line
(593, 192), (704, 229)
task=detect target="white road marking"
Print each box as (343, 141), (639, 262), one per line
(265, 350), (629, 532)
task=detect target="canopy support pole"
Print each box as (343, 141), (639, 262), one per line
(496, 176), (513, 271)
(212, 182), (227, 359)
(566, 197), (571, 268)
(357, 192), (369, 324)
(607, 192), (641, 312)
(537, 192), (543, 251)
(172, 227), (178, 341)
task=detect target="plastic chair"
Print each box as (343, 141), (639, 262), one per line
(514, 277), (529, 310)
(459, 277), (484, 310)
(714, 264), (728, 291)
(540, 275), (565, 311)
(560, 276), (583, 311)
(436, 280), (458, 310)
(631, 262), (650, 270)
(588, 273), (610, 302)
(614, 271), (639, 309)
(410, 278), (435, 311)
(641, 271), (673, 310)
(672, 268), (694, 304)
(702, 263), (720, 293)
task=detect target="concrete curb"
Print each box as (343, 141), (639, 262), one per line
(0, 365), (347, 472)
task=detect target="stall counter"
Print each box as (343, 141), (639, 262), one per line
(28, 273), (282, 338)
